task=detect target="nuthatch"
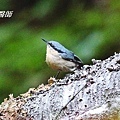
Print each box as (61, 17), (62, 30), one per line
(42, 38), (83, 78)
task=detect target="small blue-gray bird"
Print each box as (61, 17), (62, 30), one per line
(42, 38), (83, 78)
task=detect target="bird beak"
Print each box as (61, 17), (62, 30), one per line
(41, 38), (48, 44)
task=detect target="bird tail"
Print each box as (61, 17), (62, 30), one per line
(74, 55), (83, 70)
(76, 61), (83, 69)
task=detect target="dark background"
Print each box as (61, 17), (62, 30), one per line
(0, 0), (120, 103)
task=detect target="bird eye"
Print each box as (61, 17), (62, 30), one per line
(49, 43), (52, 46)
(49, 43), (54, 47)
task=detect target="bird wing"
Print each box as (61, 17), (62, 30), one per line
(61, 51), (75, 61)
(61, 52), (83, 67)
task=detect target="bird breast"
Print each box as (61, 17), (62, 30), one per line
(46, 46), (76, 72)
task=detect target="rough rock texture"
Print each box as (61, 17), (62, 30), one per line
(0, 53), (120, 120)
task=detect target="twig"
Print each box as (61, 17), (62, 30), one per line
(54, 83), (88, 120)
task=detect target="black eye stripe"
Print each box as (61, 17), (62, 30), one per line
(49, 43), (64, 53)
(49, 43), (54, 48)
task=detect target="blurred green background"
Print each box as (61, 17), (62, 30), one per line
(0, 0), (120, 103)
